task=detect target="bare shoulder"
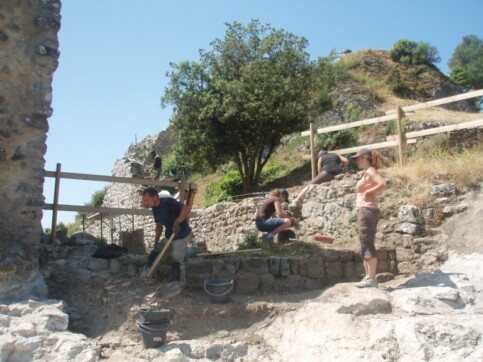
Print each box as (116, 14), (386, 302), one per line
(366, 167), (384, 179)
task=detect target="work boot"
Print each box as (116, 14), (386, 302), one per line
(171, 262), (181, 281)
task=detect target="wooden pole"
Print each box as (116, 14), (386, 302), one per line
(179, 176), (187, 203)
(310, 122), (316, 179)
(50, 163), (61, 244)
(196, 248), (263, 257)
(396, 106), (406, 167)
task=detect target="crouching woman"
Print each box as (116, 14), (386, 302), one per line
(255, 188), (294, 245)
(352, 148), (386, 288)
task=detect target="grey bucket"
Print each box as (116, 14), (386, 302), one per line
(203, 279), (234, 304)
(138, 308), (170, 323)
(137, 320), (170, 348)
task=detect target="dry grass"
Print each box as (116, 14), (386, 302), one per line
(377, 92), (481, 124)
(384, 142), (483, 210)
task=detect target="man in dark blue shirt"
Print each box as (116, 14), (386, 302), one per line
(142, 187), (192, 281)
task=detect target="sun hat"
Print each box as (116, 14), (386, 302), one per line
(351, 148), (372, 159)
(279, 188), (289, 202)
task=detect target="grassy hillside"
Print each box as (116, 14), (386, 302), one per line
(191, 50), (482, 210)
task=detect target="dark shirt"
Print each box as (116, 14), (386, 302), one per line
(152, 197), (191, 239)
(321, 153), (343, 175)
(153, 155), (162, 170)
(255, 197), (278, 221)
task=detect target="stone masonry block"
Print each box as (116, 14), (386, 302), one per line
(304, 257), (325, 278)
(235, 271), (260, 294)
(240, 258), (268, 274)
(326, 261), (343, 281)
(280, 258), (291, 277)
(268, 257), (280, 275)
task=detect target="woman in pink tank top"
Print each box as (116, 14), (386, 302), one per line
(351, 148), (386, 288)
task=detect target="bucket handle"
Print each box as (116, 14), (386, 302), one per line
(137, 321), (171, 333)
(203, 280), (234, 297)
(140, 308), (168, 321)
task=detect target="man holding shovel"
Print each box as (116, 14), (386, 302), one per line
(142, 187), (192, 281)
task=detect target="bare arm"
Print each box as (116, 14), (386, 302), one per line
(176, 204), (191, 223)
(364, 168), (386, 198)
(339, 155), (349, 168)
(155, 222), (163, 243)
(317, 157), (323, 174)
(274, 200), (290, 219)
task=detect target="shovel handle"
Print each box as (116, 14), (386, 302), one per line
(146, 232), (176, 278)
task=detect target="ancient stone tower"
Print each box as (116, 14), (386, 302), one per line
(0, 0), (61, 302)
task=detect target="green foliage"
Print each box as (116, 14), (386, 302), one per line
(216, 161), (237, 175)
(389, 39), (440, 66)
(386, 68), (410, 96)
(315, 85), (333, 112)
(448, 35), (483, 91)
(315, 129), (358, 150)
(259, 163), (287, 186)
(90, 188), (107, 207)
(161, 19), (312, 192)
(357, 76), (382, 88)
(43, 222), (67, 235)
(75, 186), (107, 222)
(237, 232), (264, 250)
(384, 118), (409, 136)
(205, 170), (243, 205)
(283, 134), (305, 152)
(345, 104), (375, 123)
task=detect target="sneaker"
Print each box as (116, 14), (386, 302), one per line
(355, 277), (378, 288)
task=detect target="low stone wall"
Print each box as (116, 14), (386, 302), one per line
(183, 248), (397, 293)
(38, 241), (397, 294)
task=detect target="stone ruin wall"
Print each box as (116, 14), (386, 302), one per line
(0, 0), (61, 302)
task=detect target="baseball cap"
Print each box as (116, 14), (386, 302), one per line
(279, 188), (289, 202)
(351, 148), (372, 159)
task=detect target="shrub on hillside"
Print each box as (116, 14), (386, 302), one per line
(386, 68), (410, 96)
(389, 39), (440, 66)
(316, 129), (358, 152)
(205, 170), (243, 205)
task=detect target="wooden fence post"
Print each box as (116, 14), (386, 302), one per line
(310, 123), (316, 179)
(50, 163), (61, 244)
(396, 106), (406, 166)
(179, 176), (187, 203)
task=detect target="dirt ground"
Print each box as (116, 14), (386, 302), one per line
(43, 185), (482, 360)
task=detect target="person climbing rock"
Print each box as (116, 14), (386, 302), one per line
(290, 149), (349, 209)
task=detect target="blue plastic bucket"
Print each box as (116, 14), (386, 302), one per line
(137, 320), (170, 348)
(203, 279), (234, 304)
(138, 308), (170, 323)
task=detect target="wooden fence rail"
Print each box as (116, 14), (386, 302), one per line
(301, 89), (483, 176)
(43, 163), (197, 243)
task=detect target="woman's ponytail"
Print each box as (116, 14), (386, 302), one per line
(370, 150), (385, 169)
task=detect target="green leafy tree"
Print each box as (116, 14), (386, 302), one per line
(448, 35), (483, 90)
(162, 20), (311, 192)
(389, 39), (440, 66)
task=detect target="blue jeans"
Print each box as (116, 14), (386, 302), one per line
(256, 218), (285, 232)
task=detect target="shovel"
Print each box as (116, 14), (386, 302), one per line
(142, 233), (176, 281)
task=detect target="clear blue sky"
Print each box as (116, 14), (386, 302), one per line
(42, 0), (482, 228)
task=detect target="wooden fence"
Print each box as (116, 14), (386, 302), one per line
(302, 89), (483, 178)
(43, 163), (197, 243)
